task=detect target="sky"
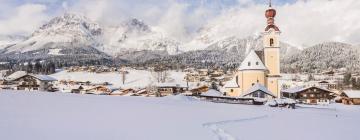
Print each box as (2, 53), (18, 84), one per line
(0, 0), (359, 47)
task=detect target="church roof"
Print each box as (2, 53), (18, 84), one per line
(242, 83), (276, 97)
(224, 77), (239, 88)
(238, 50), (268, 71)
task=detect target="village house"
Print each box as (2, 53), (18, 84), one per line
(190, 85), (209, 95)
(198, 69), (208, 76)
(340, 90), (360, 105)
(7, 72), (57, 91)
(156, 83), (188, 96)
(185, 72), (201, 82)
(282, 86), (334, 105)
(83, 85), (117, 95)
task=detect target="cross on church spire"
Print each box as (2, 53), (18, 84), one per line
(269, 0), (272, 7)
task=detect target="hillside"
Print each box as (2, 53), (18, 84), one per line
(282, 42), (360, 73)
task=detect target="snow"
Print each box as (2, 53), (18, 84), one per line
(51, 69), (188, 89)
(31, 74), (57, 81)
(224, 77), (239, 88)
(238, 50), (267, 71)
(48, 49), (64, 55)
(1, 90), (360, 140)
(201, 89), (223, 97)
(5, 71), (27, 81)
(342, 90), (360, 98)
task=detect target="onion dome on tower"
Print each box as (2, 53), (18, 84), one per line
(265, 0), (280, 31)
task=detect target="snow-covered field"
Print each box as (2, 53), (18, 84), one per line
(1, 90), (360, 140)
(51, 70), (188, 88)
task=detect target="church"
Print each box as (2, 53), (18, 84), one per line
(224, 2), (281, 99)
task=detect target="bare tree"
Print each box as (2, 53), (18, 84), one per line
(120, 67), (127, 85)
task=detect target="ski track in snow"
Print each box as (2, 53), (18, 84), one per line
(203, 115), (268, 140)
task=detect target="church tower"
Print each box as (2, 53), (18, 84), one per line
(263, 0), (281, 97)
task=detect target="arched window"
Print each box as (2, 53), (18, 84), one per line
(270, 38), (274, 46)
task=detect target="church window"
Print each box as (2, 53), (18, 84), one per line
(252, 92), (258, 97)
(248, 62), (251, 66)
(270, 38), (274, 46)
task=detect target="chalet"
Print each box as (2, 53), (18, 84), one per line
(83, 86), (117, 95)
(156, 83), (188, 96)
(190, 85), (209, 95)
(110, 88), (135, 96)
(198, 69), (208, 76)
(8, 74), (57, 91)
(340, 90), (360, 105)
(185, 73), (200, 82)
(282, 86), (333, 105)
(318, 80), (338, 90)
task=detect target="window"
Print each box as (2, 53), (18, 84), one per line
(270, 38), (274, 46)
(248, 62), (251, 66)
(230, 89), (234, 92)
(256, 62), (259, 65)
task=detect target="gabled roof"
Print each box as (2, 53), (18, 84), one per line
(238, 50), (267, 71)
(342, 90), (360, 98)
(7, 73), (57, 82)
(201, 89), (223, 97)
(31, 74), (57, 81)
(6, 71), (27, 81)
(224, 77), (239, 88)
(242, 83), (275, 97)
(281, 86), (332, 94)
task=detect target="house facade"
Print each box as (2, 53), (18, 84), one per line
(282, 86), (333, 105)
(10, 74), (57, 91)
(340, 90), (360, 105)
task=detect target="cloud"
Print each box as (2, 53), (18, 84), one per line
(0, 0), (359, 47)
(0, 4), (49, 35)
(203, 0), (360, 47)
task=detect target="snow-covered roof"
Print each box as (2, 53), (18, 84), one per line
(282, 86), (331, 94)
(238, 50), (267, 71)
(156, 83), (188, 88)
(6, 71), (27, 81)
(342, 90), (360, 98)
(224, 77), (239, 88)
(31, 74), (57, 81)
(201, 89), (223, 97)
(242, 83), (275, 97)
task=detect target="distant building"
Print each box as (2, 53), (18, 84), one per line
(9, 74), (57, 91)
(340, 90), (360, 105)
(156, 83), (188, 96)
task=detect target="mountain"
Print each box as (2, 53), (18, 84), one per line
(139, 36), (299, 69)
(4, 13), (103, 54)
(0, 14), (181, 63)
(102, 18), (181, 57)
(282, 42), (360, 73)
(0, 35), (26, 51)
